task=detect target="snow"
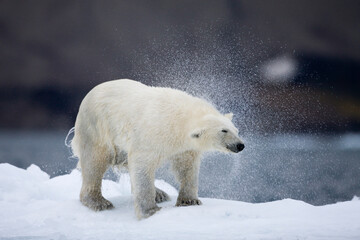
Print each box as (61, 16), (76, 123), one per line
(0, 163), (359, 240)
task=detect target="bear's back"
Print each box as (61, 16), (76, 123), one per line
(85, 79), (219, 117)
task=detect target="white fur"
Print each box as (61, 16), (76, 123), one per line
(71, 79), (243, 219)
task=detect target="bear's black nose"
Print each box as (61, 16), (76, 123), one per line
(236, 143), (245, 152)
(227, 142), (245, 153)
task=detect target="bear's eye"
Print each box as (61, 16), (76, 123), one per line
(191, 133), (200, 138)
(221, 129), (228, 133)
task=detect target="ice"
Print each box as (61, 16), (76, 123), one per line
(0, 163), (359, 240)
(337, 133), (360, 150)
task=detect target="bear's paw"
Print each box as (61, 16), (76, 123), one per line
(155, 187), (171, 203)
(141, 205), (161, 219)
(81, 195), (114, 211)
(176, 198), (202, 207)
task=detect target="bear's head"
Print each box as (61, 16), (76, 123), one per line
(189, 113), (244, 153)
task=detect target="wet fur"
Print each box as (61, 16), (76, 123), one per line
(71, 79), (243, 219)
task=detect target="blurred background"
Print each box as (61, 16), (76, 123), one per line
(0, 0), (359, 205)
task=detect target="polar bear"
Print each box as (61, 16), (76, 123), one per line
(71, 79), (244, 219)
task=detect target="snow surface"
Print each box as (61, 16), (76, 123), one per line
(0, 163), (359, 240)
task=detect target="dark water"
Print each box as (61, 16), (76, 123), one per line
(1, 130), (359, 205)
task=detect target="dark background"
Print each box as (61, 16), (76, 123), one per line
(0, 0), (360, 132)
(0, 0), (359, 205)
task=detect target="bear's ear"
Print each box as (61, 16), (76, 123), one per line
(224, 112), (234, 121)
(190, 128), (205, 138)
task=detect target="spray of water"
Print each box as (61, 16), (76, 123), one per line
(64, 127), (75, 148)
(119, 26), (273, 202)
(126, 26), (356, 205)
(64, 126), (77, 162)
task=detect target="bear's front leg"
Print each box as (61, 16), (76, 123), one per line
(172, 151), (202, 207)
(128, 158), (160, 219)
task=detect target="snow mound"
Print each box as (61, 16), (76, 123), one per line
(0, 163), (359, 240)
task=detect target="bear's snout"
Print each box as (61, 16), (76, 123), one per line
(227, 142), (245, 153)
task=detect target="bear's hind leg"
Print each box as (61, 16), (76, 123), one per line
(155, 187), (170, 203)
(79, 144), (114, 211)
(128, 155), (160, 219)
